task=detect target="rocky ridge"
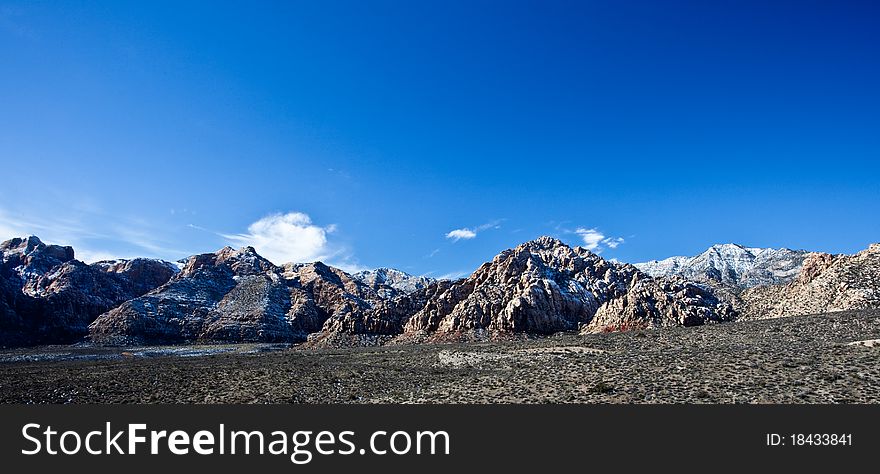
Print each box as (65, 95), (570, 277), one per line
(88, 247), (385, 344)
(741, 245), (880, 319)
(351, 267), (435, 299)
(635, 243), (809, 289)
(3, 234), (879, 348)
(316, 237), (737, 344)
(1, 236), (177, 346)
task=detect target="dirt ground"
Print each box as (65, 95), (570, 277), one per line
(1, 310), (878, 404)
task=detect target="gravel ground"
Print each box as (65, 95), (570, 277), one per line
(1, 310), (878, 404)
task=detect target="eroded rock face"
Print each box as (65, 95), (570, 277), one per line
(88, 248), (384, 344)
(583, 274), (738, 333)
(308, 280), (456, 347)
(310, 236), (741, 344)
(742, 244), (880, 319)
(0, 236), (176, 346)
(398, 237), (635, 339)
(796, 252), (836, 284)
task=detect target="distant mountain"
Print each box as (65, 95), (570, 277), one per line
(742, 245), (880, 319)
(351, 268), (435, 298)
(0, 236), (177, 346)
(635, 243), (809, 288)
(89, 247), (385, 345)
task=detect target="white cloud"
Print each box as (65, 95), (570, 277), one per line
(223, 212), (340, 265)
(575, 227), (605, 250)
(445, 229), (477, 241)
(603, 237), (625, 249)
(574, 227), (625, 253)
(445, 219), (503, 242)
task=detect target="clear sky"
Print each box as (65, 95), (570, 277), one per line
(1, 0), (878, 277)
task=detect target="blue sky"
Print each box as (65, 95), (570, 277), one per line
(1, 0), (878, 277)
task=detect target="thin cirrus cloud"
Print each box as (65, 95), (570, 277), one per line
(574, 227), (625, 253)
(445, 219), (503, 242)
(0, 205), (187, 263)
(222, 211), (361, 271)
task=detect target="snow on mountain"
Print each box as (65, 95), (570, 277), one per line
(635, 243), (810, 288)
(352, 267), (435, 298)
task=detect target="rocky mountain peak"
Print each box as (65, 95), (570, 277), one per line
(635, 243), (809, 289)
(519, 235), (568, 250)
(180, 246), (276, 278)
(352, 267), (434, 297)
(1, 236), (176, 346)
(287, 261), (345, 285)
(1, 235), (75, 275)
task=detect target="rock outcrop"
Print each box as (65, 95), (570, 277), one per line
(635, 243), (809, 289)
(741, 244), (880, 319)
(88, 247), (384, 344)
(583, 274), (738, 333)
(400, 237), (639, 339)
(0, 236), (177, 346)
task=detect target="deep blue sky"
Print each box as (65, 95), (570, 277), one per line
(1, 0), (878, 276)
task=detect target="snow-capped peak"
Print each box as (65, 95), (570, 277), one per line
(352, 267), (435, 295)
(635, 244), (810, 288)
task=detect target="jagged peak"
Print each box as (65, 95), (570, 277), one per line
(2, 235), (46, 252)
(1, 235), (75, 266)
(708, 243), (749, 252)
(519, 235), (568, 249)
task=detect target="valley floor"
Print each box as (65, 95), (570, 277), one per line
(1, 310), (879, 404)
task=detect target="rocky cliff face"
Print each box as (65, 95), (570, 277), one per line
(741, 245), (880, 319)
(0, 236), (177, 346)
(635, 244), (809, 289)
(313, 237), (738, 345)
(583, 274), (739, 333)
(399, 237), (639, 340)
(309, 280), (456, 347)
(88, 247), (384, 344)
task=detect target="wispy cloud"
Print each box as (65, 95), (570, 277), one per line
(112, 224), (190, 257)
(445, 219), (503, 242)
(573, 227), (625, 253)
(437, 270), (472, 280)
(0, 206), (190, 263)
(604, 237), (624, 249)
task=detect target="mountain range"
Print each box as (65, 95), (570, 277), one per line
(2, 234), (878, 347)
(634, 243), (809, 288)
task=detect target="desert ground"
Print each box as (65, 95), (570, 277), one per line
(1, 310), (878, 404)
